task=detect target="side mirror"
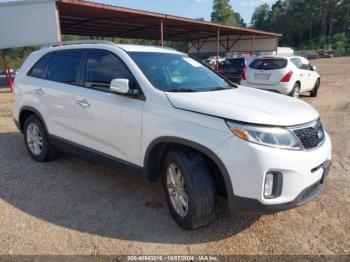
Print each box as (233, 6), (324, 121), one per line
(110, 78), (130, 94)
(311, 65), (317, 71)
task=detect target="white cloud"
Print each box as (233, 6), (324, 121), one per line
(192, 0), (209, 3)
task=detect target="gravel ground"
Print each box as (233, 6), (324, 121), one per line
(0, 57), (349, 256)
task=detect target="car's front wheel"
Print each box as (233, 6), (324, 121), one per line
(24, 115), (57, 162)
(162, 149), (216, 229)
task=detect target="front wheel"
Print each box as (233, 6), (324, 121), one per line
(162, 149), (216, 229)
(289, 82), (301, 98)
(310, 79), (320, 97)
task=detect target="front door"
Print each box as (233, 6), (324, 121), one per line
(74, 49), (144, 165)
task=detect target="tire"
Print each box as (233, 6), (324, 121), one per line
(289, 82), (301, 98)
(162, 149), (216, 229)
(310, 78), (320, 97)
(23, 114), (58, 162)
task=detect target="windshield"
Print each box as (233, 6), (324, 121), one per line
(128, 52), (234, 92)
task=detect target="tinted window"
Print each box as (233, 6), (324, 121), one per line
(84, 50), (131, 90)
(29, 53), (52, 78)
(47, 50), (82, 84)
(224, 58), (245, 68)
(129, 52), (233, 92)
(250, 58), (287, 70)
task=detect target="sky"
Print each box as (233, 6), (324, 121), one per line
(0, 0), (276, 25)
(81, 0), (277, 26)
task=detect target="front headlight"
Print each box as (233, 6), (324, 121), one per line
(226, 121), (301, 150)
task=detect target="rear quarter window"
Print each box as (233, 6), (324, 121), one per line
(28, 53), (52, 78)
(249, 58), (287, 70)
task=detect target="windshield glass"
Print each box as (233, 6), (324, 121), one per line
(128, 52), (234, 92)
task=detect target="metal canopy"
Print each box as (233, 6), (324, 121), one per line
(57, 0), (281, 51)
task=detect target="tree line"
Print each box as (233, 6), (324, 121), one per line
(251, 0), (350, 50)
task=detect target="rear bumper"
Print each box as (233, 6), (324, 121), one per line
(240, 81), (292, 95)
(229, 159), (331, 214)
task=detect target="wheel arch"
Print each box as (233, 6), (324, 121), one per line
(19, 106), (48, 134)
(144, 136), (235, 202)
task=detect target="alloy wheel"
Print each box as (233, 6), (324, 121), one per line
(26, 122), (43, 155)
(166, 163), (188, 217)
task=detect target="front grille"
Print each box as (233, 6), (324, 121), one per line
(291, 119), (325, 150)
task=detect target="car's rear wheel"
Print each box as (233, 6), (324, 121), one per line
(310, 78), (320, 97)
(24, 115), (57, 162)
(290, 82), (301, 98)
(162, 149), (216, 229)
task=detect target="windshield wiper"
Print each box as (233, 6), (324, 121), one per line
(166, 88), (198, 93)
(208, 87), (232, 91)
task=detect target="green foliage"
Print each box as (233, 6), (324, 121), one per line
(211, 0), (245, 26)
(251, 0), (350, 49)
(251, 3), (270, 31)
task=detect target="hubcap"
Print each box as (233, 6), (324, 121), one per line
(166, 163), (188, 217)
(26, 123), (43, 155)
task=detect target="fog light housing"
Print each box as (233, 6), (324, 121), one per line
(264, 172), (283, 198)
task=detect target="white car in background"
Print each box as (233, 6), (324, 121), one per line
(241, 56), (320, 98)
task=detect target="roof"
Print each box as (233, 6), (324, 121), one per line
(38, 41), (182, 54)
(117, 44), (180, 53)
(56, 0), (281, 41)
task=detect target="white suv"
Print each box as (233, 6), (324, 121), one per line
(241, 56), (320, 98)
(13, 41), (331, 229)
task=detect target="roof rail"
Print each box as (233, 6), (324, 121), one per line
(41, 40), (116, 49)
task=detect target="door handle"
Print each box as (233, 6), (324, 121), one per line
(34, 88), (44, 95)
(76, 99), (90, 108)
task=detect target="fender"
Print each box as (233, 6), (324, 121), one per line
(18, 106), (48, 134)
(144, 136), (235, 211)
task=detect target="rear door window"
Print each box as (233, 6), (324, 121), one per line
(291, 58), (302, 69)
(249, 58), (287, 70)
(28, 53), (52, 78)
(47, 50), (82, 84)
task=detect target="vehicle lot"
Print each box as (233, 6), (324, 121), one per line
(0, 57), (349, 255)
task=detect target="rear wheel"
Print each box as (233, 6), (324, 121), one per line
(24, 115), (58, 162)
(310, 78), (320, 97)
(162, 149), (216, 229)
(290, 82), (301, 98)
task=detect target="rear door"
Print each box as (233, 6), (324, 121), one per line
(74, 49), (144, 165)
(246, 58), (288, 85)
(299, 57), (317, 91)
(34, 49), (83, 142)
(290, 57), (309, 90)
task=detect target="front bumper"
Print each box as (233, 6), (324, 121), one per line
(229, 159), (331, 214)
(213, 132), (332, 214)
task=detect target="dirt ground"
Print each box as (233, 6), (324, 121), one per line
(0, 57), (349, 256)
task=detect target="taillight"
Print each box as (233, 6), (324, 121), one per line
(281, 71), (293, 82)
(241, 65), (247, 80)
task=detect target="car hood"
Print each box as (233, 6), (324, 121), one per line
(165, 86), (319, 126)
